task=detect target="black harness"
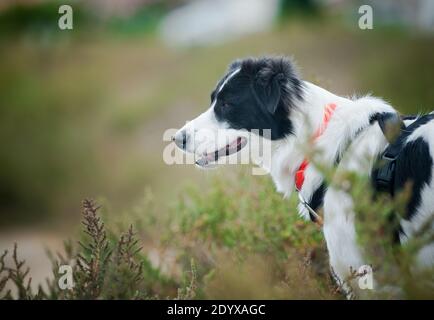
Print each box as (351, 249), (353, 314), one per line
(306, 112), (432, 224)
(372, 112), (406, 195)
(373, 113), (434, 196)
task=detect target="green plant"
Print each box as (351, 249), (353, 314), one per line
(0, 243), (36, 299)
(0, 199), (149, 300)
(1, 170), (433, 300)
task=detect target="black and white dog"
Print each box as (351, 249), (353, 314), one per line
(173, 56), (434, 297)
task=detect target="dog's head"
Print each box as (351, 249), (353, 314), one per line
(174, 56), (303, 168)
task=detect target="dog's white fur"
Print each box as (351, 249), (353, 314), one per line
(177, 80), (434, 297)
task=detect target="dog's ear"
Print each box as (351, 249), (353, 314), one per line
(253, 70), (285, 114)
(228, 59), (242, 71)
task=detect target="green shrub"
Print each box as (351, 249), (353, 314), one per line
(1, 170), (432, 299)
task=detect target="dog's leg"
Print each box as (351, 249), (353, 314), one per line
(323, 188), (367, 298)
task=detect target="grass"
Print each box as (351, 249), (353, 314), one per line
(0, 172), (337, 299)
(1, 168), (433, 299)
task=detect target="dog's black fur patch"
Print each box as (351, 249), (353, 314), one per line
(395, 136), (433, 220)
(309, 113), (434, 230)
(308, 183), (327, 222)
(372, 114), (434, 219)
(368, 114), (434, 241)
(212, 57), (303, 140)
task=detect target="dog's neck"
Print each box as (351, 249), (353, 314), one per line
(292, 82), (349, 141)
(257, 81), (394, 218)
(262, 82), (345, 194)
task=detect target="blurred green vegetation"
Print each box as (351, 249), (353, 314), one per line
(1, 172), (336, 299)
(2, 170), (433, 299)
(0, 2), (93, 39)
(278, 0), (322, 19)
(0, 1), (433, 227)
(108, 3), (168, 36)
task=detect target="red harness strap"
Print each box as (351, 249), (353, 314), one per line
(295, 103), (337, 190)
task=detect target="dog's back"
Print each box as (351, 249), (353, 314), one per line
(392, 114), (434, 267)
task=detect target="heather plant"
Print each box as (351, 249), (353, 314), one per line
(0, 243), (35, 300)
(0, 170), (433, 300)
(0, 200), (149, 299)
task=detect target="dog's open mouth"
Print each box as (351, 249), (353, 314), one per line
(195, 137), (247, 167)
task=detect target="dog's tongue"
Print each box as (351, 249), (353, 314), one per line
(195, 138), (244, 166)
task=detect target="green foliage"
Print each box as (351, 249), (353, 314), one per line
(1, 170), (433, 299)
(0, 243), (35, 299)
(174, 169), (322, 253)
(176, 259), (197, 300)
(0, 200), (148, 299)
(0, 173), (336, 300)
(167, 170), (335, 299)
(108, 4), (168, 36)
(0, 1), (92, 38)
(278, 0), (322, 19)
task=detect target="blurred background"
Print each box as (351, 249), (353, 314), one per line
(1, 0), (434, 292)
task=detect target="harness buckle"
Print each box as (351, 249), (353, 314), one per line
(297, 191), (323, 226)
(382, 153), (398, 161)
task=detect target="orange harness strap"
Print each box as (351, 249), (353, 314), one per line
(295, 103), (337, 191)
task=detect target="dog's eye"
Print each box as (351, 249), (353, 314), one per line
(222, 102), (230, 108)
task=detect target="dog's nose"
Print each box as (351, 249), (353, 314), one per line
(173, 130), (188, 150)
